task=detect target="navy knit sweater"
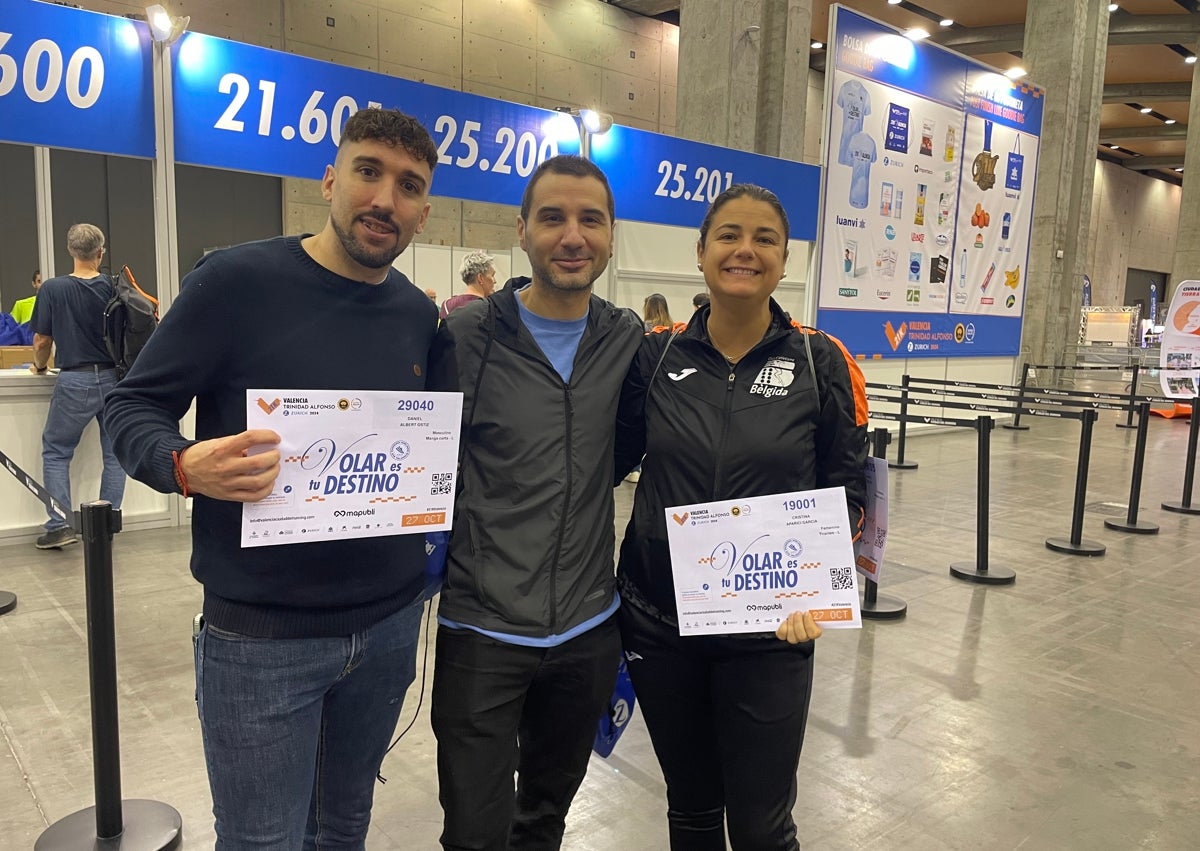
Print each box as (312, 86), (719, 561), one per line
(104, 236), (438, 638)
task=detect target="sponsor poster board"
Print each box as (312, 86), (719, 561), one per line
(816, 6), (1044, 359)
(1159, 281), (1200, 399)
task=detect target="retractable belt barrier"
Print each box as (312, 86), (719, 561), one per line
(867, 384), (1107, 560)
(0, 445), (77, 532)
(0, 448), (182, 847)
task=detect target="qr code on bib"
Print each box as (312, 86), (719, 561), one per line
(829, 566), (854, 591)
(430, 473), (452, 496)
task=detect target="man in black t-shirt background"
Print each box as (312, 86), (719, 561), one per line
(29, 223), (124, 550)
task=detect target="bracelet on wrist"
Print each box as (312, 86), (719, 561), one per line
(171, 449), (192, 498)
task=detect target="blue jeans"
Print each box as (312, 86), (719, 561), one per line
(194, 598), (426, 850)
(41, 366), (125, 531)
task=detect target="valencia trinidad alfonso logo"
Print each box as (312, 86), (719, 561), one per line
(884, 321), (907, 352)
(672, 512), (690, 525)
(256, 397), (281, 415)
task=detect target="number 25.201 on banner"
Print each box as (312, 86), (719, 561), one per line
(655, 160), (734, 204)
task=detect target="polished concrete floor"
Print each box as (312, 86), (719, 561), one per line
(1, 411), (1198, 849)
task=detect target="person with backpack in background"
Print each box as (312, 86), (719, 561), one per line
(28, 224), (125, 550)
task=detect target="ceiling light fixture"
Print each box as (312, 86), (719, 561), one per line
(888, 0), (902, 5)
(1004, 67), (1026, 80)
(811, 40), (824, 49)
(1140, 106), (1153, 114)
(1187, 55), (1198, 65)
(904, 27), (930, 41)
(1165, 118), (1177, 125)
(1108, 3), (1118, 11)
(1109, 145), (1121, 150)
(940, 19), (954, 27)
(1175, 168), (1184, 172)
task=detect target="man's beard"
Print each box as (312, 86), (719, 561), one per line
(529, 258), (597, 293)
(332, 213), (403, 270)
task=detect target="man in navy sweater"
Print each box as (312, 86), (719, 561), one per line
(104, 108), (439, 850)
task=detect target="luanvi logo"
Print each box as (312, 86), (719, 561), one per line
(668, 368), (697, 381)
(256, 397), (281, 415)
(884, 320), (907, 351)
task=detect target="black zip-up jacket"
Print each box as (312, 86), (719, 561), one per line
(427, 280), (643, 637)
(614, 300), (870, 622)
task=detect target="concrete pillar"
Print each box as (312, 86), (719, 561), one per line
(1170, 42), (1200, 295)
(755, 0), (813, 161)
(1020, 0), (1109, 366)
(677, 0), (763, 151)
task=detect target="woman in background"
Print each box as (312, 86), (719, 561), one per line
(615, 184), (869, 850)
(642, 293), (673, 331)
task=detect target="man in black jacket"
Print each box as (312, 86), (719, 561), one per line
(428, 155), (642, 850)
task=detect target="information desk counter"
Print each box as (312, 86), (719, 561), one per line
(0, 370), (178, 542)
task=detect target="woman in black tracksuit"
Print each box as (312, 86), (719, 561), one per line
(614, 184), (869, 850)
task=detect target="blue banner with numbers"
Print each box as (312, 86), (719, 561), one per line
(172, 32), (821, 233)
(0, 0), (154, 158)
(591, 125), (820, 239)
(172, 32), (580, 206)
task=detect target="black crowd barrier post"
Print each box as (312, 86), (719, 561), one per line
(950, 416), (1016, 584)
(889, 374), (919, 470)
(861, 428), (907, 620)
(1116, 364), (1140, 430)
(1162, 401), (1200, 515)
(1105, 402), (1159, 534)
(1045, 410), (1107, 556)
(36, 502), (183, 851)
(1002, 363), (1031, 431)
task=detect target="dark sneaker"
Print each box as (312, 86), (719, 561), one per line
(36, 528), (78, 550)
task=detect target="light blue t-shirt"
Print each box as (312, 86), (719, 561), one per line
(837, 79), (871, 166)
(515, 294), (588, 383)
(847, 131), (877, 210)
(438, 293), (615, 647)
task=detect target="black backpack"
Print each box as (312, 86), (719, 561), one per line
(103, 265), (159, 378)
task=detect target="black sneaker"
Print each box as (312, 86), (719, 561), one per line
(36, 528), (78, 550)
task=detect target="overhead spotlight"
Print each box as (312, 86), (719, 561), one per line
(1108, 3), (1118, 11)
(578, 109), (612, 134)
(1004, 67), (1026, 80)
(1140, 106), (1153, 114)
(811, 40), (824, 50)
(1165, 118), (1177, 124)
(1187, 55), (1198, 65)
(904, 28), (930, 41)
(145, 4), (189, 45)
(1175, 168), (1184, 172)
(887, 0), (902, 5)
(940, 19), (954, 27)
(1109, 145), (1121, 150)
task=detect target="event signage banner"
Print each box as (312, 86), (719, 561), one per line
(171, 32), (822, 233)
(816, 6), (1044, 359)
(1159, 280), (1200, 399)
(0, 0), (154, 158)
(171, 32), (580, 207)
(589, 125), (821, 238)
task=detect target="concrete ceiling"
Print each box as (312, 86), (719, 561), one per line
(604, 0), (1200, 183)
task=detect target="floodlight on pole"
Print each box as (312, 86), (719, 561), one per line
(145, 4), (190, 46)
